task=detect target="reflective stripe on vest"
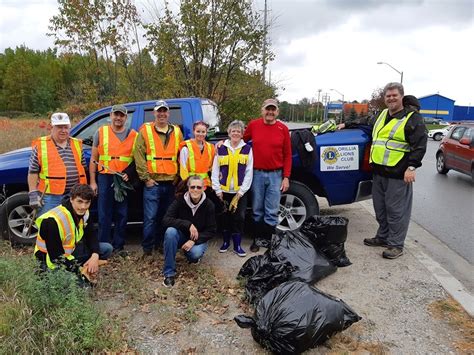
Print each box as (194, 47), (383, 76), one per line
(185, 140), (214, 185)
(370, 109), (413, 167)
(34, 205), (87, 270)
(218, 145), (250, 192)
(142, 123), (181, 174)
(98, 125), (138, 173)
(35, 136), (87, 194)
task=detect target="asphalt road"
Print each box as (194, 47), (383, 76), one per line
(412, 139), (474, 264)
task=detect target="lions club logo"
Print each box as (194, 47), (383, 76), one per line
(321, 147), (340, 165)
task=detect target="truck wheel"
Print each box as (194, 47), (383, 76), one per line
(436, 153), (449, 174)
(0, 192), (38, 245)
(278, 181), (319, 231)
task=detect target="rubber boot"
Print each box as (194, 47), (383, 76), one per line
(219, 230), (231, 253)
(232, 233), (247, 257)
(259, 223), (275, 249)
(250, 222), (262, 252)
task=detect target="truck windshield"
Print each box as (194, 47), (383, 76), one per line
(201, 100), (220, 133)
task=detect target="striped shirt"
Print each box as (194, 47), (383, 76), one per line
(29, 139), (87, 193)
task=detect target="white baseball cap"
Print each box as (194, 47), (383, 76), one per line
(51, 113), (71, 126)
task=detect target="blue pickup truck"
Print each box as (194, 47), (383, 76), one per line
(0, 98), (372, 244)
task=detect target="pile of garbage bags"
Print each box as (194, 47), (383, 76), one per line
(235, 215), (360, 354)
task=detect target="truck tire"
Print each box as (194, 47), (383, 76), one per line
(278, 181), (319, 231)
(0, 192), (38, 245)
(436, 153), (449, 174)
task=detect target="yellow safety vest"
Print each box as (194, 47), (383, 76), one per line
(34, 205), (87, 270)
(370, 109), (413, 167)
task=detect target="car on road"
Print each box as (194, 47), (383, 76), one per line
(424, 117), (442, 125)
(436, 123), (474, 181)
(428, 126), (452, 141)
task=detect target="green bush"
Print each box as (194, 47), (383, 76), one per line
(0, 249), (122, 353)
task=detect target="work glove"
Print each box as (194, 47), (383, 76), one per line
(229, 194), (240, 213)
(112, 174), (134, 202)
(28, 190), (44, 208)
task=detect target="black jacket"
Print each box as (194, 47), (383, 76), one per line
(162, 195), (216, 245)
(35, 200), (99, 268)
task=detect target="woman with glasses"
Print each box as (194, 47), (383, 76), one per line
(211, 120), (253, 257)
(161, 176), (217, 287)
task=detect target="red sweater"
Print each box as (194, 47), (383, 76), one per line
(243, 118), (292, 178)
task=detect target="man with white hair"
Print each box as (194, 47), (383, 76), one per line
(28, 112), (87, 215)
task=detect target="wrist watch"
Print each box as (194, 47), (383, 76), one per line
(408, 166), (416, 171)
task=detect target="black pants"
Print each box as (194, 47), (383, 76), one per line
(219, 192), (248, 234)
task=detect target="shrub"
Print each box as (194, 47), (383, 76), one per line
(0, 245), (123, 353)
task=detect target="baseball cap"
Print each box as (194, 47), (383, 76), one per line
(111, 104), (127, 115)
(154, 100), (169, 111)
(262, 98), (279, 109)
(50, 112), (71, 126)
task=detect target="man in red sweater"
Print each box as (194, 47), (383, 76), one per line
(244, 98), (292, 251)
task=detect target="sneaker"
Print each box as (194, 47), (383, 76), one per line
(363, 237), (389, 247)
(382, 247), (404, 259)
(113, 248), (129, 258)
(250, 242), (260, 253)
(219, 241), (231, 253)
(188, 258), (201, 265)
(162, 276), (175, 287)
(233, 245), (247, 257)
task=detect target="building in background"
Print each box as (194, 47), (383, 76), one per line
(418, 94), (473, 122)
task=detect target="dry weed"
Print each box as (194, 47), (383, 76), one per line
(0, 117), (49, 154)
(429, 297), (474, 353)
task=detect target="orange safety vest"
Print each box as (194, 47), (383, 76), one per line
(34, 205), (87, 270)
(98, 125), (138, 173)
(179, 139), (215, 186)
(32, 136), (87, 195)
(140, 123), (182, 175)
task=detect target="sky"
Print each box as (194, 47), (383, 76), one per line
(1, 0), (473, 105)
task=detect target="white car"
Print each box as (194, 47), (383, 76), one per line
(428, 126), (452, 141)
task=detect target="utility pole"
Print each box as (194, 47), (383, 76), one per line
(316, 89), (322, 121)
(262, 0), (268, 83)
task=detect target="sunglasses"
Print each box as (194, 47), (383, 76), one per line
(189, 185), (203, 190)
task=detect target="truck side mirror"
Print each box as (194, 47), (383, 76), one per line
(459, 137), (471, 146)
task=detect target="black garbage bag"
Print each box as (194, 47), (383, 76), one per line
(235, 281), (361, 354)
(301, 215), (349, 244)
(318, 243), (352, 267)
(269, 231), (336, 283)
(238, 254), (271, 279)
(244, 261), (295, 305)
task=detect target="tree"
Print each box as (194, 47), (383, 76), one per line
(145, 0), (273, 110)
(369, 87), (386, 113)
(49, 0), (144, 101)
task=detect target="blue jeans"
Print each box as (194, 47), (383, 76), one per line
(163, 227), (208, 277)
(251, 170), (282, 226)
(72, 242), (113, 265)
(39, 194), (64, 216)
(97, 173), (128, 250)
(142, 183), (175, 252)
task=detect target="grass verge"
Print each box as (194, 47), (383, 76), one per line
(0, 241), (125, 353)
